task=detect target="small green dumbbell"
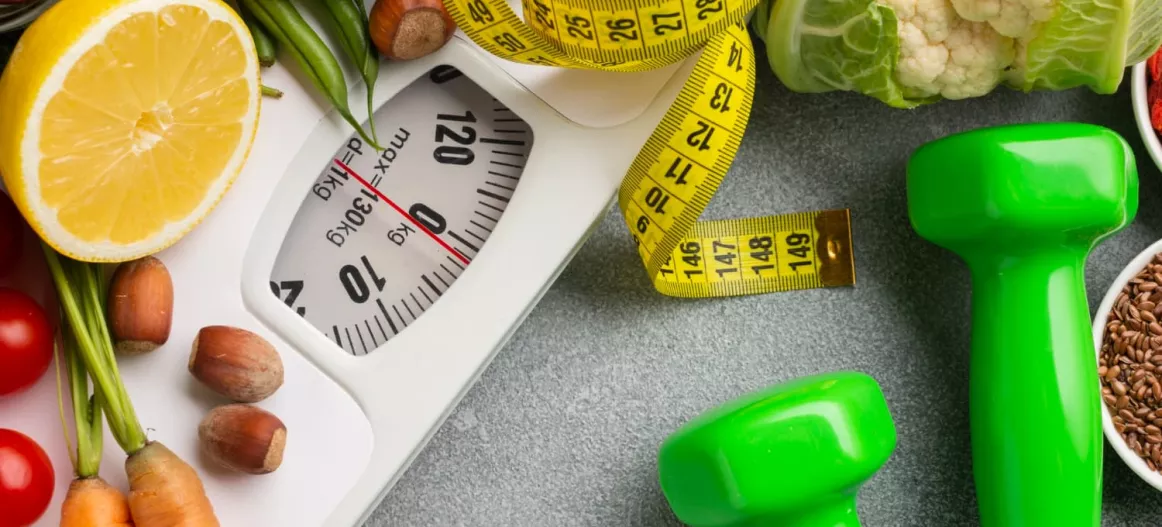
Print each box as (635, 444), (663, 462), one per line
(907, 123), (1138, 526)
(657, 371), (897, 527)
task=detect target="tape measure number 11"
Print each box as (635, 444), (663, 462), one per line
(444, 0), (856, 297)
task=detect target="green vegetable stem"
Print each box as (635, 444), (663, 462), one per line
(239, 0), (382, 149)
(234, 0), (279, 67)
(318, 0), (380, 143)
(56, 327), (105, 479)
(262, 84), (284, 98)
(42, 245), (146, 455)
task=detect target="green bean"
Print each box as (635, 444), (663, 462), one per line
(234, 0), (278, 67)
(261, 84), (284, 98)
(318, 0), (379, 143)
(240, 0), (382, 148)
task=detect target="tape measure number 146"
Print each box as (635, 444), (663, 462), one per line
(444, 0), (856, 298)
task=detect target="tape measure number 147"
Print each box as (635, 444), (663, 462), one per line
(444, 0), (856, 298)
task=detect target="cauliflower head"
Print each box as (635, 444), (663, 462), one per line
(756, 0), (1162, 107)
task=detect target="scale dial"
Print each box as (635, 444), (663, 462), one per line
(270, 66), (534, 355)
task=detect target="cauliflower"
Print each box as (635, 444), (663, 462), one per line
(949, 0), (1055, 37)
(755, 0), (1162, 108)
(882, 0), (1015, 99)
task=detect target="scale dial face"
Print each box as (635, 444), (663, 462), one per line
(270, 66), (534, 355)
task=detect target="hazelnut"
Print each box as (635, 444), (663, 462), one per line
(369, 0), (455, 61)
(189, 325), (284, 403)
(107, 256), (173, 355)
(198, 404), (287, 475)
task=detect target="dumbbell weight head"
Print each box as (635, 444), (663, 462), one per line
(908, 122), (1137, 259)
(657, 371), (896, 527)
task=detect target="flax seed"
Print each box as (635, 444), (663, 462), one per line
(1095, 257), (1162, 474)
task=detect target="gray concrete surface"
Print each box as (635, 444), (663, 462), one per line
(366, 44), (1162, 526)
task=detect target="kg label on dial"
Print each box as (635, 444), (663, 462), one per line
(270, 66), (534, 356)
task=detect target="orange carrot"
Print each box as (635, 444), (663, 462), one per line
(60, 478), (134, 527)
(125, 442), (218, 527)
(45, 250), (219, 527)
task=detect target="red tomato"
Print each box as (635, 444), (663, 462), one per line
(0, 288), (52, 396)
(0, 429), (54, 527)
(0, 192), (22, 279)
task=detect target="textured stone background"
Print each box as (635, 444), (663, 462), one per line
(367, 43), (1162, 526)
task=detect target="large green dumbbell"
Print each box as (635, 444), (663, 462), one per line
(907, 123), (1139, 526)
(657, 371), (897, 527)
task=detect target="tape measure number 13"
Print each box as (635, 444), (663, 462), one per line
(444, 0), (857, 298)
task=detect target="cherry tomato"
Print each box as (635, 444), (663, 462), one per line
(0, 288), (52, 396)
(0, 429), (54, 527)
(0, 192), (22, 279)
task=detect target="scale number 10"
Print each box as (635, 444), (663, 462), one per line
(340, 255), (386, 303)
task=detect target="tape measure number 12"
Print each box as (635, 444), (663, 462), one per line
(444, 0), (856, 297)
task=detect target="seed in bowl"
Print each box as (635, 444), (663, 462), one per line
(1100, 252), (1162, 472)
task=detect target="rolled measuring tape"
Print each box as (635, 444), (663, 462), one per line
(443, 0), (856, 297)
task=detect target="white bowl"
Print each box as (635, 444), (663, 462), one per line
(1094, 237), (1162, 491)
(1131, 62), (1162, 174)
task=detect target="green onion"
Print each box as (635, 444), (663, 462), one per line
(42, 244), (147, 455)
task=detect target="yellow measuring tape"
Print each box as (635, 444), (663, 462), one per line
(444, 0), (856, 297)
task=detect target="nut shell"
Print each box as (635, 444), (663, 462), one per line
(370, 0), (455, 61)
(189, 325), (284, 402)
(108, 256), (173, 355)
(198, 404), (286, 475)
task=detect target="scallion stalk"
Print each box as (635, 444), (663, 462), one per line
(42, 244), (146, 455)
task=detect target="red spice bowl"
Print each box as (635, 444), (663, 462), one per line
(1133, 53), (1162, 175)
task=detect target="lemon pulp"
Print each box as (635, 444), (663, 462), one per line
(0, 0), (259, 261)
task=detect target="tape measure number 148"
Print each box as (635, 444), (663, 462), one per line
(444, 0), (856, 298)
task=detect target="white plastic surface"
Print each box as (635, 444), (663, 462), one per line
(4, 24), (693, 527)
(245, 40), (692, 526)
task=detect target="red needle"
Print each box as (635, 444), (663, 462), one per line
(333, 159), (470, 265)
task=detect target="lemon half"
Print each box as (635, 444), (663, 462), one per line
(0, 0), (260, 262)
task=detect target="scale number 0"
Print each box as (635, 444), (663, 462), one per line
(340, 255), (387, 303)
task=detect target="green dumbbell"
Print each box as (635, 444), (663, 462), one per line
(907, 122), (1139, 526)
(657, 371), (897, 527)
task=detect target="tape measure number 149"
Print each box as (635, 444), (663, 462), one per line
(444, 0), (856, 298)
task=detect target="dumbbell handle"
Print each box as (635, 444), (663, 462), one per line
(969, 251), (1102, 527)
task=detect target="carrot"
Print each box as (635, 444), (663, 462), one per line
(43, 248), (219, 526)
(55, 304), (136, 527)
(126, 442), (218, 526)
(60, 478), (134, 527)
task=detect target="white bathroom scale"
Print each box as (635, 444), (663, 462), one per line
(0, 1), (699, 524)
